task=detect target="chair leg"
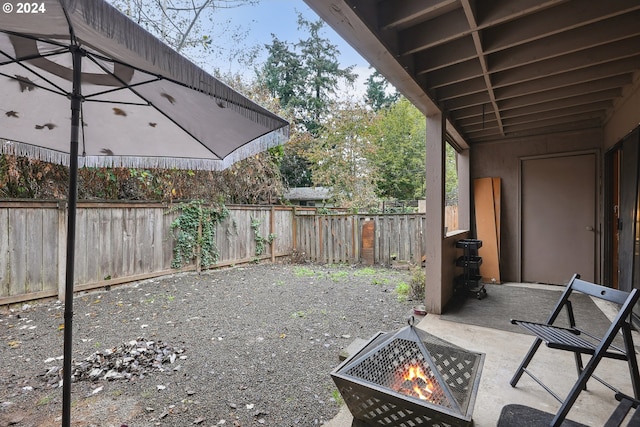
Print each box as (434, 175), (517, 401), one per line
(550, 355), (600, 427)
(551, 326), (626, 427)
(511, 337), (543, 387)
(622, 323), (640, 398)
(572, 352), (587, 391)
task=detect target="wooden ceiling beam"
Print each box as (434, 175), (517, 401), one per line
(490, 36), (640, 87)
(436, 76), (487, 101)
(379, 0), (458, 30)
(425, 59), (484, 88)
(499, 86), (623, 111)
(482, 0), (640, 52)
(488, 12), (640, 71)
(413, 37), (477, 73)
(495, 69), (637, 101)
(399, 8), (469, 55)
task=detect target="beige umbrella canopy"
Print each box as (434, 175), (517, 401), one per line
(0, 0), (288, 169)
(0, 1), (289, 425)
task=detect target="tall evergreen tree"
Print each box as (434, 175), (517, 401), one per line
(259, 14), (358, 188)
(296, 15), (357, 136)
(258, 37), (306, 110)
(365, 70), (399, 111)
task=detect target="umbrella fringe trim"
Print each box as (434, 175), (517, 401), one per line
(0, 127), (288, 171)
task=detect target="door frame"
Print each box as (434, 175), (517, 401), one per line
(517, 149), (600, 283)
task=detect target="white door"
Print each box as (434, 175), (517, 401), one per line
(521, 153), (596, 284)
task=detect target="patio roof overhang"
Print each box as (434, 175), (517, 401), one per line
(302, 0), (640, 150)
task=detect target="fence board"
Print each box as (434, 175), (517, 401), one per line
(98, 208), (113, 281)
(9, 209), (27, 296)
(294, 213), (425, 265)
(111, 209), (124, 280)
(0, 209), (9, 297)
(42, 209), (58, 290)
(0, 203), (430, 305)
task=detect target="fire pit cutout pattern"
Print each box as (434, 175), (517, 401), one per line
(332, 319), (484, 427)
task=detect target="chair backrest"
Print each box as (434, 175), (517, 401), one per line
(571, 276), (633, 306)
(545, 274), (639, 327)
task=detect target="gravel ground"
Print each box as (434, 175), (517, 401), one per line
(0, 263), (417, 427)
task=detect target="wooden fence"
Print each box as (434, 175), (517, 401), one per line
(294, 213), (426, 265)
(0, 201), (294, 305)
(0, 202), (444, 305)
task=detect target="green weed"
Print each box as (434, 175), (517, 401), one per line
(294, 266), (316, 277)
(330, 271), (349, 282)
(354, 267), (377, 277)
(395, 282), (410, 302)
(371, 277), (390, 286)
(37, 394), (54, 406)
(331, 389), (344, 406)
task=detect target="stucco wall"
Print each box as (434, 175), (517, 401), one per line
(469, 128), (603, 282)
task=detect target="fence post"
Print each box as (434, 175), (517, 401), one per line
(292, 206), (297, 252)
(270, 205), (275, 263)
(57, 201), (67, 301)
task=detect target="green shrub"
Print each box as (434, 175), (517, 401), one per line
(410, 265), (425, 300)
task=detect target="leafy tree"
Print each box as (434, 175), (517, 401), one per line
(108, 0), (259, 68)
(368, 97), (426, 201)
(365, 70), (399, 111)
(445, 143), (459, 206)
(306, 101), (379, 210)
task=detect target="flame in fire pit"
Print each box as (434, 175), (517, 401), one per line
(396, 363), (438, 402)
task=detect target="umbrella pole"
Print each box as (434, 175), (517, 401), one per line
(62, 46), (82, 427)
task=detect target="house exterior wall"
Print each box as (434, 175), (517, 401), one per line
(604, 81), (640, 149)
(470, 128), (603, 282)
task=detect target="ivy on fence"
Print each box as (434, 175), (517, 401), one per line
(168, 200), (229, 270)
(250, 216), (276, 261)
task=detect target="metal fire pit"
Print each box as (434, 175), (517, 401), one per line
(332, 318), (484, 427)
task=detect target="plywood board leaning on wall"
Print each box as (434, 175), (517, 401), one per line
(474, 177), (501, 283)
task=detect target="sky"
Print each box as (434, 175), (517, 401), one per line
(212, 0), (374, 97)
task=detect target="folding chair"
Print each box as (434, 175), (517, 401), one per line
(604, 393), (640, 427)
(510, 274), (640, 427)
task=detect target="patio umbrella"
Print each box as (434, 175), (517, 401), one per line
(0, 1), (289, 425)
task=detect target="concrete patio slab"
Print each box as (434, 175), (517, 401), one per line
(325, 301), (639, 427)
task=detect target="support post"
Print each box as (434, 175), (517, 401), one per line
(457, 149), (471, 230)
(424, 112), (446, 314)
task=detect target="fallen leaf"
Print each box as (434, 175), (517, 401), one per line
(8, 340), (21, 348)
